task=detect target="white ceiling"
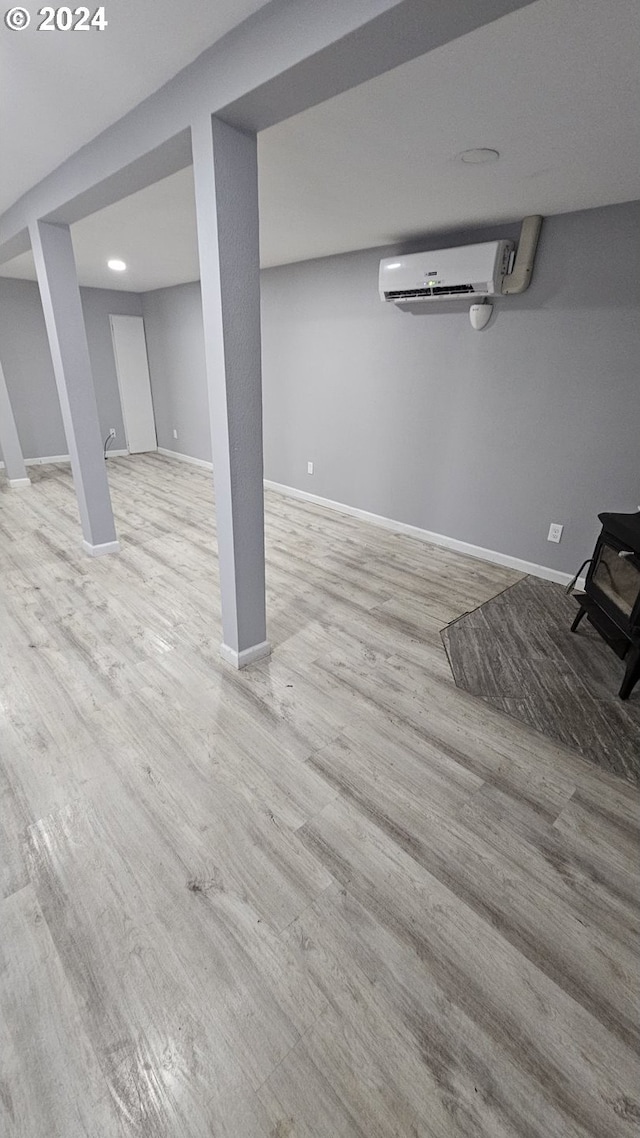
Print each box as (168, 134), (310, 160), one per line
(0, 0), (271, 213)
(0, 169), (201, 293)
(1, 0), (639, 290)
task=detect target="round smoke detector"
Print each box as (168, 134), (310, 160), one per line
(457, 148), (500, 165)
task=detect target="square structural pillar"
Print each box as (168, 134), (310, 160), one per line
(192, 114), (270, 669)
(0, 357), (30, 488)
(30, 220), (119, 556)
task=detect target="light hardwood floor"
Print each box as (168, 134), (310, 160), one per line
(0, 454), (638, 1138)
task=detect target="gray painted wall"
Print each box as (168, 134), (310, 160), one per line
(142, 281), (211, 463)
(2, 202), (635, 575)
(0, 278), (141, 460)
(262, 201), (640, 575)
(141, 200), (640, 577)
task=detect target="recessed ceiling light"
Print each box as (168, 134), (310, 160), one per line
(107, 258), (127, 271)
(457, 148), (500, 165)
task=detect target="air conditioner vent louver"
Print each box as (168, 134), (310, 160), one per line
(385, 284), (475, 300)
(379, 241), (513, 306)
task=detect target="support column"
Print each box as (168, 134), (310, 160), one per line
(191, 114), (270, 669)
(29, 220), (119, 555)
(0, 357), (30, 488)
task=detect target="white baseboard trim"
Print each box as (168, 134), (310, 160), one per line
(0, 450), (129, 470)
(1, 454), (70, 468)
(220, 639), (271, 670)
(25, 450), (70, 464)
(157, 447), (213, 471)
(264, 479), (581, 589)
(132, 453), (582, 590)
(8, 477), (31, 489)
(82, 539), (122, 557)
(26, 454), (71, 466)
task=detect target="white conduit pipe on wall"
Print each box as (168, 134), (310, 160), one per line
(501, 215), (543, 295)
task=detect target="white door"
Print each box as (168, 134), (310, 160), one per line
(110, 315), (157, 454)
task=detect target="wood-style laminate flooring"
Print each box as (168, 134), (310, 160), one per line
(443, 576), (640, 784)
(1, 454), (638, 1138)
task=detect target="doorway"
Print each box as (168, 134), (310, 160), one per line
(109, 314), (157, 454)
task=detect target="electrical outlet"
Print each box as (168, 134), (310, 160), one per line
(109, 428), (116, 439)
(173, 429), (178, 440)
(307, 461), (314, 475)
(547, 522), (563, 543)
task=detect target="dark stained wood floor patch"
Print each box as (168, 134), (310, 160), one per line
(442, 577), (640, 784)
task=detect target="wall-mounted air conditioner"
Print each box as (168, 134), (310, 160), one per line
(379, 240), (514, 306)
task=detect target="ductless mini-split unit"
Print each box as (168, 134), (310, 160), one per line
(379, 216), (543, 327)
(379, 240), (514, 304)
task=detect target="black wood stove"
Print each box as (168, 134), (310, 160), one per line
(571, 511), (640, 700)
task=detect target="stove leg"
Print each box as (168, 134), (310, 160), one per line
(571, 606), (587, 633)
(619, 646), (640, 701)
